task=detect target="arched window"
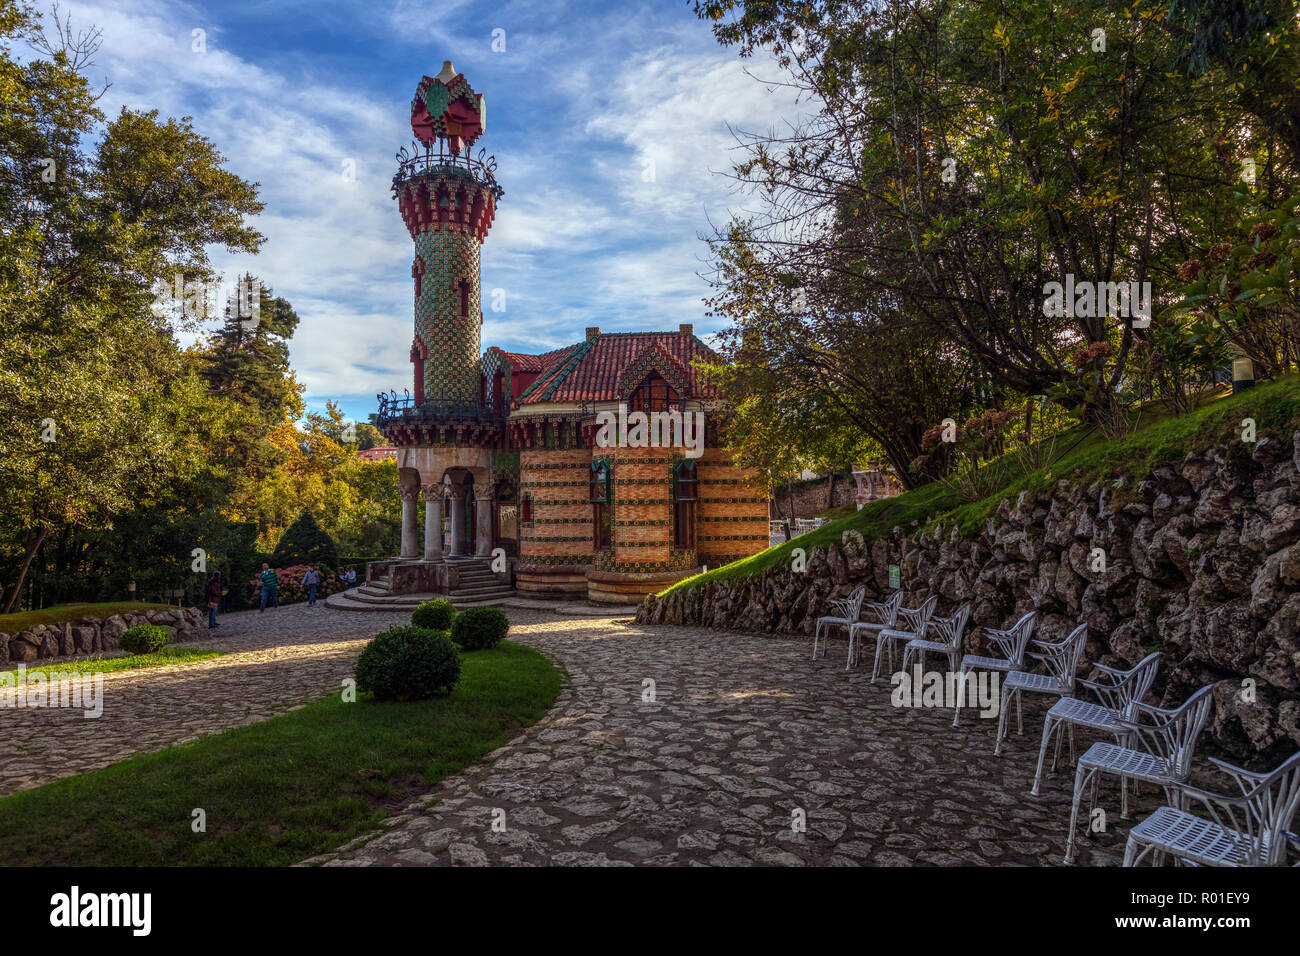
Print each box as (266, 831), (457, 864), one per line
(590, 460), (612, 550)
(520, 492), (532, 526)
(673, 459), (698, 549)
(630, 373), (678, 413)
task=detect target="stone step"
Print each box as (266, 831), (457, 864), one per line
(325, 587), (516, 612)
(449, 587), (515, 599)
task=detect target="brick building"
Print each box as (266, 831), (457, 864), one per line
(369, 63), (767, 603)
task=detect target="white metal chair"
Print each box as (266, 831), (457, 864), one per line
(1031, 651), (1163, 802)
(811, 585), (867, 661)
(846, 589), (904, 671)
(994, 622), (1089, 756)
(901, 602), (972, 675)
(952, 610), (1037, 728)
(1064, 683), (1215, 864)
(1124, 750), (1300, 867)
(871, 594), (938, 684)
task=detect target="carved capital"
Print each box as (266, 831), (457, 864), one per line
(399, 484), (420, 503)
(473, 481), (496, 502)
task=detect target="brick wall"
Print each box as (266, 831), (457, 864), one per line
(518, 448), (592, 566)
(696, 446), (769, 567)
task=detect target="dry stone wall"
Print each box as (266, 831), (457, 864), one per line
(1, 607), (205, 665)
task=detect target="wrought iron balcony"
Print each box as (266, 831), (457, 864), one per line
(372, 390), (503, 428)
(391, 139), (504, 200)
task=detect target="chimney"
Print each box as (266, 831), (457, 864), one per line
(586, 326), (601, 340)
(679, 323), (694, 336)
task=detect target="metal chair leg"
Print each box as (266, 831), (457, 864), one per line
(1032, 713), (1059, 796)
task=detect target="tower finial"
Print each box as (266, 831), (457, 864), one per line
(410, 64), (486, 154)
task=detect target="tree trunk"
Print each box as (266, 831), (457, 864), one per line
(825, 469), (835, 510)
(4, 527), (47, 614)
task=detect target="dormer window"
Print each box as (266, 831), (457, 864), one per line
(630, 372), (678, 413)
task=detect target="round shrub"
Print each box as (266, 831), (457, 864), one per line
(411, 598), (456, 631)
(120, 624), (171, 654)
(450, 606), (510, 651)
(354, 625), (461, 701)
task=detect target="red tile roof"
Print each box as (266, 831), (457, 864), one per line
(515, 330), (718, 405)
(488, 345), (576, 373)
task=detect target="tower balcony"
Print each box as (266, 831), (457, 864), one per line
(372, 391), (504, 448)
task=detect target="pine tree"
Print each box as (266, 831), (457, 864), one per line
(270, 512), (339, 570)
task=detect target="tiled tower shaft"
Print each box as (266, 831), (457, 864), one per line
(396, 166), (498, 403)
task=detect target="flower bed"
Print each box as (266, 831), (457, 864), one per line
(246, 565), (343, 606)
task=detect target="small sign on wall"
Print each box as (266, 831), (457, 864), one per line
(889, 564), (900, 589)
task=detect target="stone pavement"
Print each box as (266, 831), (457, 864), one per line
(305, 612), (1137, 867)
(0, 603), (408, 796)
(2, 602), (1142, 864)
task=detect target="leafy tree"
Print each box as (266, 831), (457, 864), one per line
(0, 3), (264, 610)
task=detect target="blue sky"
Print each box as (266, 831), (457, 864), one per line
(40, 0), (803, 424)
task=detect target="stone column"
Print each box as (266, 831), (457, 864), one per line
(399, 484), (420, 558)
(423, 483), (443, 562)
(448, 484), (467, 557)
(473, 481), (495, 558)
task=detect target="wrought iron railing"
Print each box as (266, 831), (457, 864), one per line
(391, 139), (504, 200)
(372, 390), (503, 426)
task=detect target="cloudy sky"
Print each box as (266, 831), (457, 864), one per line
(36, 0), (803, 423)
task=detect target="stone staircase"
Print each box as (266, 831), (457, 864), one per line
(447, 559), (515, 603)
(324, 560), (514, 612)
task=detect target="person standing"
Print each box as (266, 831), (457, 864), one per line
(259, 563), (280, 612)
(205, 572), (223, 628)
(303, 565), (320, 606)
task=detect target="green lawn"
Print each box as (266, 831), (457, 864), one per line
(2, 645), (223, 679)
(0, 640), (563, 866)
(666, 375), (1300, 597)
(0, 601), (172, 634)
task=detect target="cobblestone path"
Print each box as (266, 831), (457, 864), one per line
(307, 612), (1136, 867)
(0, 603), (407, 796)
(3, 604), (1142, 864)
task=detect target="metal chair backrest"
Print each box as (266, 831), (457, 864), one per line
(1039, 622), (1089, 689)
(1245, 751), (1300, 865)
(1114, 651), (1163, 719)
(911, 593), (939, 632)
(879, 589), (905, 626)
(1008, 610), (1038, 668)
(829, 584), (867, 622)
(1128, 684), (1215, 780)
(928, 602), (972, 651)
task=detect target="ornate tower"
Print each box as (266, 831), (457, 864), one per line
(392, 61), (503, 407)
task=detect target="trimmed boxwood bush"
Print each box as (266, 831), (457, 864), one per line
(411, 598), (456, 631)
(450, 606), (510, 651)
(120, 624), (171, 654)
(354, 625), (461, 701)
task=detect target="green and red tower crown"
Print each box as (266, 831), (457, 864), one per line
(390, 61), (503, 415)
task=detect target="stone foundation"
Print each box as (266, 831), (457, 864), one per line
(589, 568), (698, 605)
(516, 564), (590, 600)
